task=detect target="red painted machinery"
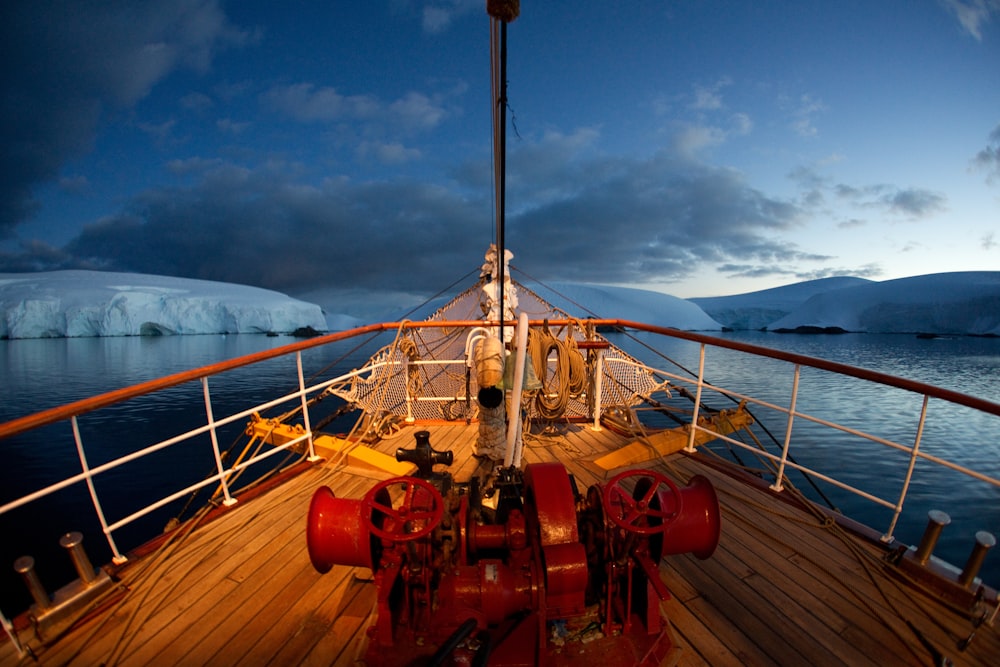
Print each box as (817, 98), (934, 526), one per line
(307, 437), (720, 666)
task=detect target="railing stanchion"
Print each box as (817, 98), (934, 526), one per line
(1, 608), (25, 658)
(71, 416), (127, 563)
(297, 352), (320, 462)
(883, 394), (929, 542)
(591, 348), (604, 431)
(203, 377), (236, 507)
(770, 364), (801, 492)
(685, 344), (707, 452)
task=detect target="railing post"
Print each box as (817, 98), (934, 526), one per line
(591, 348), (604, 431)
(883, 394), (929, 542)
(71, 416), (127, 564)
(1, 607), (25, 658)
(770, 364), (801, 492)
(684, 344), (707, 453)
(403, 353), (415, 424)
(297, 351), (321, 462)
(202, 377), (237, 507)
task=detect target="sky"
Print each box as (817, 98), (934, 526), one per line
(2, 1), (999, 318)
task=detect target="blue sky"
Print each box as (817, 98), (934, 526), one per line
(2, 1), (998, 317)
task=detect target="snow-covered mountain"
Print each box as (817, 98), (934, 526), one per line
(764, 272), (1000, 335)
(690, 277), (873, 330)
(0, 271), (326, 339)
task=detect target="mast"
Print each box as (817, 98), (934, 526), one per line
(488, 1), (519, 344)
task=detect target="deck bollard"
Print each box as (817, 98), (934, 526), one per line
(914, 510), (951, 565)
(958, 531), (996, 588)
(13, 556), (51, 610)
(59, 531), (98, 585)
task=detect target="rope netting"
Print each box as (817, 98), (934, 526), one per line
(322, 275), (666, 429)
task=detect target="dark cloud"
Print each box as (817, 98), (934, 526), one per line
(502, 141), (806, 286)
(0, 0), (250, 236)
(51, 166), (482, 294)
(2, 133), (818, 304)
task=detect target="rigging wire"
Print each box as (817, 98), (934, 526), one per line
(511, 263), (839, 510)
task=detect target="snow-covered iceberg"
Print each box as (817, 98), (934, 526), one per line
(381, 282), (724, 331)
(765, 272), (1000, 335)
(690, 277), (873, 330)
(0, 271), (326, 339)
(533, 282), (723, 330)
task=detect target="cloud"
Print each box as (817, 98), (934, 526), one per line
(0, 0), (251, 236)
(216, 118), (251, 134)
(0, 128), (821, 308)
(262, 84), (380, 122)
(691, 78), (733, 111)
(972, 123), (1000, 183)
(885, 188), (947, 217)
(357, 141), (422, 164)
(788, 94), (826, 137)
(717, 263), (883, 281)
(422, 0), (481, 34)
(941, 0), (1000, 40)
(835, 183), (946, 218)
(501, 142), (807, 286)
(262, 84), (453, 138)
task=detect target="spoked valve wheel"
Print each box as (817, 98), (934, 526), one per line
(602, 469), (684, 536)
(361, 476), (444, 542)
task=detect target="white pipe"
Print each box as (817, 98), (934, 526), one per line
(464, 327), (493, 366)
(503, 312), (529, 468)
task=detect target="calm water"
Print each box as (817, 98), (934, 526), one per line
(1, 331), (999, 614)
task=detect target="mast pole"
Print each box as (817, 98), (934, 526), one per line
(488, 1), (519, 345)
(497, 18), (507, 344)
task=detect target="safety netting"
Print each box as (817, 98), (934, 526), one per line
(321, 274), (668, 430)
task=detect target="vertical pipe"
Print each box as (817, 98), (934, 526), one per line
(504, 313), (529, 468)
(13, 556), (50, 610)
(913, 510), (950, 565)
(59, 531), (98, 584)
(203, 377), (236, 507)
(71, 416), (126, 564)
(770, 364), (801, 492)
(959, 531), (996, 588)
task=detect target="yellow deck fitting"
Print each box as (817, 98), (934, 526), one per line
(248, 417), (416, 476)
(594, 405), (754, 470)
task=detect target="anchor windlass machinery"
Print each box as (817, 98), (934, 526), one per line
(307, 431), (720, 666)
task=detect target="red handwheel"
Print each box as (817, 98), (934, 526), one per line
(361, 476), (444, 542)
(602, 469), (684, 536)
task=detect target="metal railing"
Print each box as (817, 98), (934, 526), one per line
(3, 319), (1000, 652)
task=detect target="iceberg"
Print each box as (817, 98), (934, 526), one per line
(3, 269), (997, 340)
(534, 282), (723, 330)
(766, 272), (1000, 335)
(386, 282), (724, 331)
(690, 277), (873, 330)
(0, 271), (327, 339)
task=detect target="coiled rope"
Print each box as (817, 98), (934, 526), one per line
(527, 324), (586, 419)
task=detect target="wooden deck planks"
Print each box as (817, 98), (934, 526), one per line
(3, 420), (997, 666)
